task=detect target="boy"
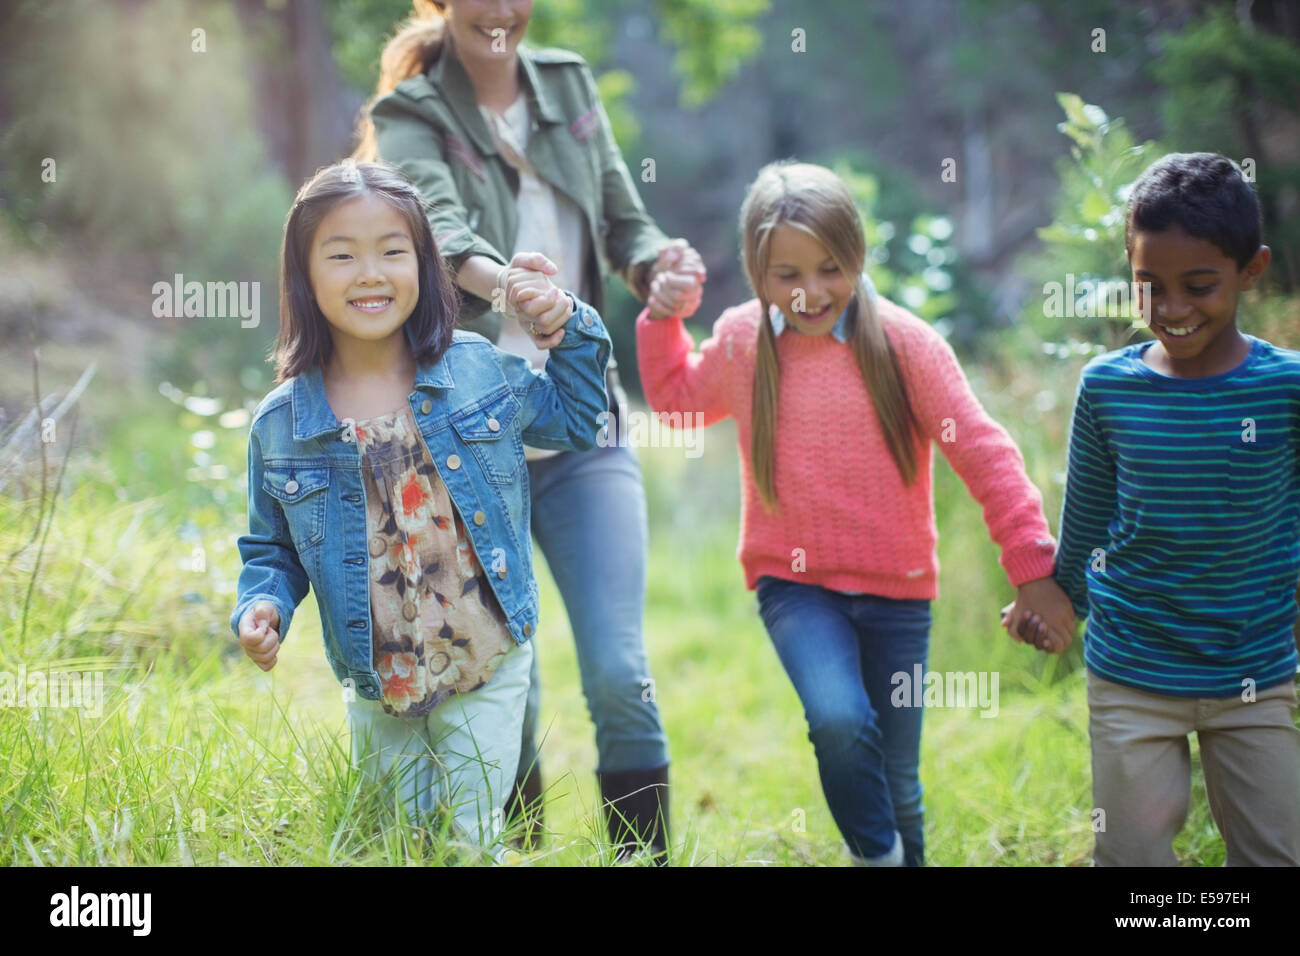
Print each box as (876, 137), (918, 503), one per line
(1050, 152), (1300, 866)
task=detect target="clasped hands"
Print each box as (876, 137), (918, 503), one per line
(496, 251), (574, 349)
(646, 239), (707, 320)
(1001, 576), (1076, 654)
(498, 239), (706, 345)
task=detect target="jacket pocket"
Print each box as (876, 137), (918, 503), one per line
(450, 388), (524, 484)
(263, 465), (329, 550)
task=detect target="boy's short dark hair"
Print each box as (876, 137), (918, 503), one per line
(1124, 152), (1262, 269)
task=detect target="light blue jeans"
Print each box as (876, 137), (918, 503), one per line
(519, 441), (669, 776)
(346, 638), (533, 858)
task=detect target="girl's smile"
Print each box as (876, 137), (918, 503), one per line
(350, 296), (395, 313)
(308, 193), (420, 353)
(765, 224), (855, 336)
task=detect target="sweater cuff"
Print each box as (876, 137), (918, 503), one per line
(1000, 543), (1058, 588)
(635, 307), (685, 336)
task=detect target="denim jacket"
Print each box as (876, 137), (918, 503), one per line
(230, 297), (611, 700)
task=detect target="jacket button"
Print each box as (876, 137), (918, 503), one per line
(487, 417), (500, 432)
(583, 315), (594, 327)
(447, 454), (461, 470)
(497, 568), (507, 579)
(523, 623), (533, 636)
(284, 479), (299, 494)
(473, 510), (486, 525)
(420, 399), (432, 415)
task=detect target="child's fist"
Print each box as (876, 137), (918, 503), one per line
(238, 601), (282, 672)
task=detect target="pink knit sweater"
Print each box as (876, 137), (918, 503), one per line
(635, 297), (1057, 598)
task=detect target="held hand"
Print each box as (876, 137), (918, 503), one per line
(645, 240), (707, 319)
(647, 268), (704, 320)
(497, 252), (559, 318)
(651, 239), (708, 284)
(1001, 577), (1076, 654)
(646, 240), (706, 320)
(516, 286), (570, 349)
(238, 601), (282, 672)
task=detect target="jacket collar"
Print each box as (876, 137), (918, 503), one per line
(290, 336), (456, 441)
(427, 40), (562, 159)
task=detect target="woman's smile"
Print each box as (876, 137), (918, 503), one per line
(475, 23), (518, 39)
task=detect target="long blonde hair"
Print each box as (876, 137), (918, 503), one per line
(740, 161), (919, 512)
(352, 0), (449, 161)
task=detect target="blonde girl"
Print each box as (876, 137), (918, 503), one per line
(636, 160), (1073, 865)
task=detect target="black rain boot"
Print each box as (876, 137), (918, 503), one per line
(503, 763), (544, 850)
(597, 763), (670, 865)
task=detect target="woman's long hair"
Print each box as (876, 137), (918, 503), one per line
(273, 160), (459, 382)
(351, 0), (449, 162)
(740, 161), (919, 512)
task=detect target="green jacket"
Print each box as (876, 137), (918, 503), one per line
(370, 41), (673, 401)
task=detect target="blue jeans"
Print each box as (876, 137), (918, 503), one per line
(756, 575), (930, 866)
(518, 442), (669, 776)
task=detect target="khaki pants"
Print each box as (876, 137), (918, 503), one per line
(1088, 669), (1300, 866)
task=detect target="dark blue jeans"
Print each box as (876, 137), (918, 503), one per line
(756, 575), (930, 866)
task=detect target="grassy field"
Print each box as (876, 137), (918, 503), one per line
(0, 343), (1269, 866)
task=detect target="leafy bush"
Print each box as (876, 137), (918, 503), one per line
(1016, 93), (1162, 355)
(830, 154), (994, 352)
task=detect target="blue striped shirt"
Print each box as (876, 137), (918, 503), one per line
(1053, 335), (1300, 697)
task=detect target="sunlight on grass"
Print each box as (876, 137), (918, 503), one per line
(1, 368), (1283, 866)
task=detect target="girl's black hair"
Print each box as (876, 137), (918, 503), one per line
(273, 159), (459, 382)
(1124, 152), (1262, 269)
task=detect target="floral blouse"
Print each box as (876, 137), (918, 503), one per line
(351, 404), (515, 718)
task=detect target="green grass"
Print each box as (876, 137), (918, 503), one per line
(0, 352), (1273, 866)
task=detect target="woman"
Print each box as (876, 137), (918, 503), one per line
(354, 0), (705, 862)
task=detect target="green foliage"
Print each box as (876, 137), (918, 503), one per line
(827, 155), (994, 351)
(324, 0), (767, 148)
(1154, 7), (1300, 128)
(1150, 6), (1300, 291)
(0, 1), (291, 399)
(4, 361), (1254, 866)
(519, 0), (612, 63)
(1018, 93), (1162, 352)
(656, 0), (769, 107)
(326, 0), (427, 93)
(593, 69), (640, 155)
(1, 2), (288, 273)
